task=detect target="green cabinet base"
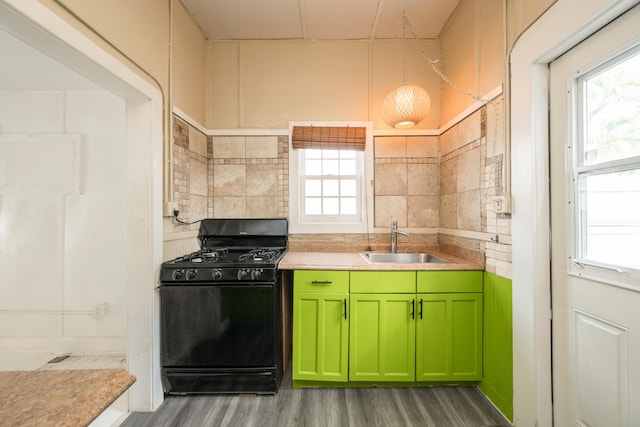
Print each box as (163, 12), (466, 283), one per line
(293, 380), (480, 389)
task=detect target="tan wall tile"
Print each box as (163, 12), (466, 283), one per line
(213, 164), (246, 196)
(374, 163), (407, 195)
(246, 164), (278, 196)
(374, 136), (406, 158)
(212, 136), (246, 158)
(374, 195), (407, 227)
(408, 196), (439, 227)
(407, 164), (439, 196)
(440, 157), (457, 195)
(189, 194), (208, 230)
(189, 158), (208, 196)
(439, 126), (458, 156)
(247, 196), (279, 218)
(440, 193), (457, 229)
(407, 136), (438, 158)
(457, 109), (482, 147)
(213, 196), (246, 217)
(457, 189), (481, 231)
(246, 136), (278, 158)
(457, 147), (481, 191)
(189, 126), (208, 158)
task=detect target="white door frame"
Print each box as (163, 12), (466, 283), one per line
(0, 0), (165, 411)
(510, 0), (640, 425)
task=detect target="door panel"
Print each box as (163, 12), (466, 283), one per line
(550, 5), (640, 426)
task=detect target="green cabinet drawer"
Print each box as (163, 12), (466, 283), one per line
(350, 271), (416, 293)
(417, 270), (483, 293)
(294, 270), (349, 293)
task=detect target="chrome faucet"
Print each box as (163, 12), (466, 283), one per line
(390, 221), (409, 253)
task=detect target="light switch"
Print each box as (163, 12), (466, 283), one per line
(494, 195), (511, 214)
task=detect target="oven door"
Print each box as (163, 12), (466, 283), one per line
(160, 283), (277, 368)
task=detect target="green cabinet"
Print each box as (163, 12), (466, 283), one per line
(293, 269), (483, 385)
(416, 271), (483, 381)
(349, 271), (416, 381)
(293, 270), (349, 382)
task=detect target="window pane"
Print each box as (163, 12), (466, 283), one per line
(323, 150), (340, 159)
(340, 159), (356, 175)
(341, 179), (357, 196)
(306, 149), (322, 159)
(323, 159), (339, 175)
(341, 197), (357, 215)
(340, 150), (356, 159)
(305, 198), (321, 215)
(305, 179), (321, 196)
(323, 179), (339, 196)
(323, 198), (339, 215)
(579, 168), (640, 268)
(584, 51), (640, 165)
(306, 159), (322, 175)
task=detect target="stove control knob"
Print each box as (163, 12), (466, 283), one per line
(172, 269), (185, 280)
(237, 269), (249, 280)
(186, 269), (198, 280)
(212, 269), (223, 280)
(250, 269), (263, 280)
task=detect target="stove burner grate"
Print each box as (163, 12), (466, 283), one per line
(238, 248), (281, 263)
(174, 248), (228, 263)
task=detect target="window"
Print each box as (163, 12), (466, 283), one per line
(574, 47), (640, 271)
(288, 122), (374, 234)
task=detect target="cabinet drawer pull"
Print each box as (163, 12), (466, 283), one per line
(311, 280), (333, 285)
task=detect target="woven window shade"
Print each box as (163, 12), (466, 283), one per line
(291, 126), (366, 151)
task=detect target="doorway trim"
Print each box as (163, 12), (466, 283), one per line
(510, 0), (640, 425)
(0, 0), (164, 411)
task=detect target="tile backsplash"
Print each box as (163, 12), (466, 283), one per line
(166, 103), (512, 278)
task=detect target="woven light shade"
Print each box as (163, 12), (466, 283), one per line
(381, 84), (430, 129)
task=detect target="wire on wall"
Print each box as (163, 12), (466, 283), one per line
(403, 14), (508, 207)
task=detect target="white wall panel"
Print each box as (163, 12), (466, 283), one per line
(0, 91), (63, 133)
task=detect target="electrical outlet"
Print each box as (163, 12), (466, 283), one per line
(494, 195), (511, 214)
(94, 303), (109, 318)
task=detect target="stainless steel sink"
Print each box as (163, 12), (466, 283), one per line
(359, 252), (453, 264)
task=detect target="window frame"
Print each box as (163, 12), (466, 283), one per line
(569, 46), (640, 285)
(288, 121), (374, 234)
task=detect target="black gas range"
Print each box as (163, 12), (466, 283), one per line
(160, 218), (288, 395)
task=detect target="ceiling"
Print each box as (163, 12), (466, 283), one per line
(180, 0), (460, 40)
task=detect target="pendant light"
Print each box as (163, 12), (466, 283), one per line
(381, 13), (430, 129)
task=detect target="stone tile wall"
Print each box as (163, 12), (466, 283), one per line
(168, 116), (209, 232)
(168, 109), (512, 279)
(373, 136), (440, 230)
(210, 135), (288, 218)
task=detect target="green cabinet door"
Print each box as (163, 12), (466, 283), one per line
(293, 270), (349, 382)
(293, 291), (349, 382)
(416, 292), (483, 381)
(349, 293), (416, 381)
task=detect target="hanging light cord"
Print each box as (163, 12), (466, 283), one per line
(402, 15), (503, 155)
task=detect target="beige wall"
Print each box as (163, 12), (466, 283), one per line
(206, 39), (441, 130)
(439, 0), (505, 125)
(42, 0), (207, 124)
(507, 0), (557, 50)
(171, 0), (207, 122)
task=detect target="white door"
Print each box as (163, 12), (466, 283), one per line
(550, 6), (640, 426)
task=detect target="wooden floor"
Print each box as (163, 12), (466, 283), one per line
(123, 378), (511, 427)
